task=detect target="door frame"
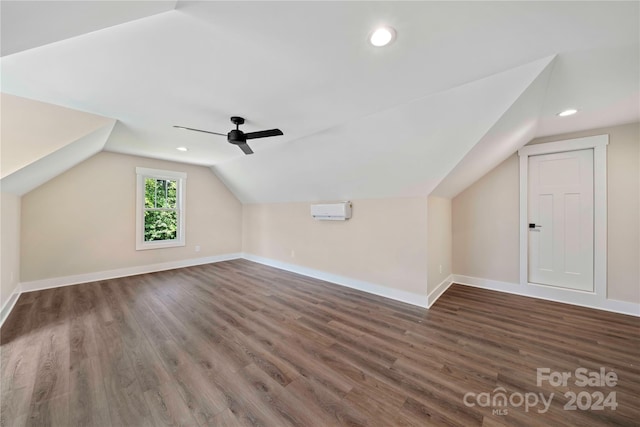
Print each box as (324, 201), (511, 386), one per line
(518, 135), (608, 296)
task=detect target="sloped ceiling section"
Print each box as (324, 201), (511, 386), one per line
(0, 94), (114, 178)
(213, 56), (556, 204)
(431, 57), (556, 198)
(0, 1), (176, 56)
(0, 95), (116, 195)
(536, 45), (640, 138)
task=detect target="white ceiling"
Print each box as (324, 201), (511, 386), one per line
(0, 1), (177, 56)
(1, 1), (638, 202)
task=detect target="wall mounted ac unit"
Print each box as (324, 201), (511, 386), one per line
(310, 201), (352, 221)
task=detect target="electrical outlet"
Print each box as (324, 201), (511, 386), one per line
(195, 245), (201, 253)
(439, 264), (442, 274)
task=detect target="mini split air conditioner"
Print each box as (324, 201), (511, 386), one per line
(310, 201), (352, 221)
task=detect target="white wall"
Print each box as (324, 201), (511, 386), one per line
(452, 153), (520, 284)
(0, 192), (21, 309)
(452, 122), (640, 304)
(242, 198), (428, 298)
(427, 196), (452, 293)
(20, 152), (242, 282)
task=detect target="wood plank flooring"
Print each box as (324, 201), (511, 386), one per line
(2, 259), (639, 426)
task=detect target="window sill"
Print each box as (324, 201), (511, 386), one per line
(136, 240), (185, 251)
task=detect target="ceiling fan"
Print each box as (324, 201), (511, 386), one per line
(174, 116), (283, 155)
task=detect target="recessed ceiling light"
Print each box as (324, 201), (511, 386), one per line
(557, 109), (578, 117)
(369, 26), (396, 47)
(176, 147), (188, 152)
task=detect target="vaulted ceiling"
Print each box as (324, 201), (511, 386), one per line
(1, 1), (638, 202)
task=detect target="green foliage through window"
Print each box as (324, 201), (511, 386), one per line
(144, 178), (178, 241)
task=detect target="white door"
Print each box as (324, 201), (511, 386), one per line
(528, 149), (594, 291)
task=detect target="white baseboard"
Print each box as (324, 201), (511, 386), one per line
(427, 274), (453, 308)
(0, 283), (21, 328)
(452, 274), (640, 317)
(242, 253), (428, 308)
(19, 253), (242, 293)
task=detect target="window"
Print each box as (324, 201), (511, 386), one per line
(136, 167), (186, 250)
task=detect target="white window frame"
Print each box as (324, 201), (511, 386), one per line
(136, 167), (187, 250)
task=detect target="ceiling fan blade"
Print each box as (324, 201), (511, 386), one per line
(244, 129), (283, 140)
(173, 125), (226, 136)
(238, 143), (254, 155)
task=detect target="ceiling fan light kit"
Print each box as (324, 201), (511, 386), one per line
(174, 116), (283, 155)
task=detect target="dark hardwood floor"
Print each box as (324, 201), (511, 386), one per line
(1, 259), (638, 426)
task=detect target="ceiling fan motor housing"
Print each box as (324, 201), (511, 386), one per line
(228, 129), (246, 144)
